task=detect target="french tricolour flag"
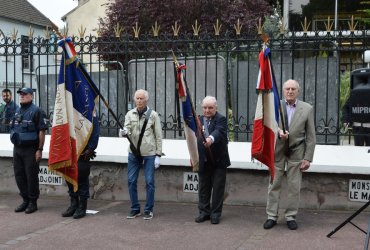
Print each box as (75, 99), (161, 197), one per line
(251, 46), (279, 181)
(176, 63), (200, 172)
(48, 37), (99, 191)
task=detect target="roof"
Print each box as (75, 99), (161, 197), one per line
(0, 0), (54, 28)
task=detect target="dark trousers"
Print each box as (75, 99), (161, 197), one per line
(353, 126), (370, 146)
(198, 163), (227, 218)
(67, 159), (91, 199)
(13, 145), (39, 201)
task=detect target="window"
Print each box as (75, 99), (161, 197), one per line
(21, 35), (33, 71)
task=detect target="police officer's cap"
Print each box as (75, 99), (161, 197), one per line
(17, 87), (33, 95)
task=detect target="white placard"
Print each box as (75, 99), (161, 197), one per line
(349, 179), (370, 202)
(183, 172), (199, 193)
(39, 165), (63, 185)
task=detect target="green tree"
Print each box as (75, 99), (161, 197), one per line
(99, 0), (273, 36)
(358, 1), (370, 26)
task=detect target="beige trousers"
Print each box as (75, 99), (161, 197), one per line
(266, 159), (302, 221)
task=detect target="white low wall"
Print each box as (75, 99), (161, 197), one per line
(1, 134), (370, 210)
(1, 134), (369, 174)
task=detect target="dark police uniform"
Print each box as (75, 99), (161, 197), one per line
(62, 115), (100, 219)
(342, 97), (370, 146)
(10, 102), (47, 211)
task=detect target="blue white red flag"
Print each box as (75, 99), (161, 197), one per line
(251, 46), (279, 181)
(48, 37), (99, 191)
(176, 63), (200, 172)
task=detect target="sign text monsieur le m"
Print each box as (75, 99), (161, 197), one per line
(349, 179), (370, 202)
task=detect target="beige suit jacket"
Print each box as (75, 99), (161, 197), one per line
(275, 100), (316, 164)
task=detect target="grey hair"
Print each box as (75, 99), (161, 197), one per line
(283, 79), (300, 91)
(202, 96), (217, 107)
(134, 89), (149, 101)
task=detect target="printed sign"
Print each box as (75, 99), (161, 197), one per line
(349, 179), (370, 202)
(39, 165), (63, 185)
(183, 172), (199, 193)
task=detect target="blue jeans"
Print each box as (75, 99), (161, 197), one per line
(127, 153), (155, 213)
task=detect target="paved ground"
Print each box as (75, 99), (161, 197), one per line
(0, 193), (369, 250)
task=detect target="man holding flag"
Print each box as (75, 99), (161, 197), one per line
(263, 79), (316, 230)
(120, 89), (162, 220)
(61, 114), (99, 219)
(195, 96), (230, 225)
(49, 37), (100, 219)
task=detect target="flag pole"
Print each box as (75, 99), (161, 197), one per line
(78, 65), (141, 156)
(172, 50), (215, 165)
(260, 34), (286, 133)
(172, 52), (182, 137)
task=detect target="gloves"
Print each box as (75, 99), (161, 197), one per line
(154, 156), (160, 169)
(82, 149), (96, 160)
(119, 127), (128, 137)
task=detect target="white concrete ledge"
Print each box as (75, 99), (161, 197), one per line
(1, 134), (370, 174)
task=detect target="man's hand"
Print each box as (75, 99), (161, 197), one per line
(82, 149), (95, 160)
(119, 127), (128, 137)
(300, 159), (310, 171)
(279, 129), (289, 140)
(35, 150), (42, 162)
(203, 137), (213, 148)
(154, 156), (160, 169)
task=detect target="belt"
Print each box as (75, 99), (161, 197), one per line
(353, 122), (370, 128)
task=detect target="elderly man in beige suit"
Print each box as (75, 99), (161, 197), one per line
(263, 79), (316, 230)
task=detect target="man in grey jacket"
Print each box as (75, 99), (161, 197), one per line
(119, 89), (163, 220)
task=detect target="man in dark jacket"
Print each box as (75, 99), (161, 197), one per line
(61, 114), (100, 219)
(1, 88), (18, 133)
(195, 96), (230, 225)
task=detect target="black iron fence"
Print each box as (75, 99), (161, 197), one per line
(1, 29), (370, 144)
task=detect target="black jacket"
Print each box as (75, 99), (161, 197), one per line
(197, 112), (230, 170)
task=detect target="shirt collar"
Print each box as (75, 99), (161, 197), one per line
(285, 99), (297, 107)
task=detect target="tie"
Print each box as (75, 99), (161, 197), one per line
(203, 117), (210, 137)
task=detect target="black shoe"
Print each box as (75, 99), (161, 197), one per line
(195, 215), (210, 223)
(211, 217), (220, 224)
(263, 219), (277, 229)
(62, 196), (79, 217)
(15, 201), (29, 213)
(287, 220), (298, 230)
(73, 198), (87, 219)
(143, 211), (153, 220)
(126, 210), (141, 219)
(25, 202), (38, 214)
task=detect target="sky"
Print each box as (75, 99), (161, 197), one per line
(27, 0), (78, 28)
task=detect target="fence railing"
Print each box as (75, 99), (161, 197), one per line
(1, 30), (370, 144)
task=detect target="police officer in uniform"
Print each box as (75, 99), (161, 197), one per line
(61, 114), (100, 219)
(10, 87), (47, 214)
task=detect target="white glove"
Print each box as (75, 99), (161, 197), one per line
(119, 127), (128, 137)
(154, 156), (160, 169)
